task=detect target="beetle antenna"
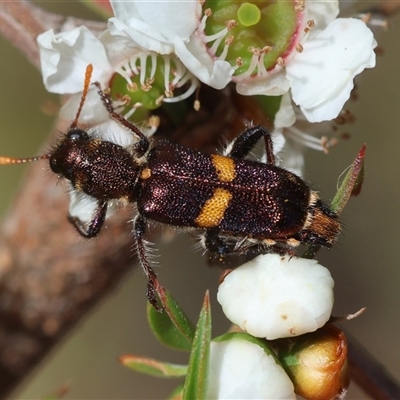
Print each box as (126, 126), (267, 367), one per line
(70, 64), (93, 129)
(0, 154), (52, 165)
(0, 65), (94, 165)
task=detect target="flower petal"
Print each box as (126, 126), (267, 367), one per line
(111, 0), (200, 43)
(274, 93), (296, 129)
(218, 254), (334, 340)
(306, 0), (339, 35)
(208, 337), (295, 399)
(69, 185), (117, 225)
(108, 16), (174, 55)
(236, 67), (290, 96)
(287, 18), (376, 122)
(99, 29), (146, 68)
(109, 1), (200, 55)
(69, 190), (100, 225)
(174, 36), (234, 89)
(37, 26), (112, 94)
(59, 89), (109, 124)
(89, 120), (137, 147)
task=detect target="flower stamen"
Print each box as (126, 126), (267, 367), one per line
(225, 19), (238, 30)
(294, 0), (305, 12)
(234, 45), (273, 79)
(123, 102), (143, 120)
(287, 125), (337, 153)
(111, 52), (199, 112)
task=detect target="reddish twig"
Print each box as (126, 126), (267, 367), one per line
(0, 1), (105, 69)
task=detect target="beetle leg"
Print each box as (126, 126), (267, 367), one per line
(133, 215), (162, 311)
(203, 228), (232, 257)
(203, 229), (258, 258)
(93, 82), (149, 157)
(226, 125), (275, 165)
(68, 200), (108, 238)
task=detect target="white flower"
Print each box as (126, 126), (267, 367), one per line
(271, 93), (347, 177)
(38, 26), (113, 95)
(270, 94), (305, 178)
(208, 333), (295, 399)
(234, 3), (376, 122)
(109, 0), (234, 89)
(285, 18), (377, 122)
(108, 0), (376, 123)
(217, 254), (334, 340)
(37, 25), (199, 125)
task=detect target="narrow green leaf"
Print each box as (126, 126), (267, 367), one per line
(119, 354), (187, 378)
(331, 144), (366, 214)
(182, 291), (212, 400)
(167, 383), (184, 400)
(147, 287), (195, 351)
(304, 144), (366, 259)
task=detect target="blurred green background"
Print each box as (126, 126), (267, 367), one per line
(0, 2), (399, 399)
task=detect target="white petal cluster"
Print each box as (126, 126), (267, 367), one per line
(110, 0), (376, 122)
(286, 18), (377, 122)
(234, 1), (376, 122)
(217, 254), (334, 340)
(37, 0), (377, 125)
(208, 335), (295, 399)
(37, 10), (199, 123)
(38, 26), (121, 124)
(110, 1), (234, 89)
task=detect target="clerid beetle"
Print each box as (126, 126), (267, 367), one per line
(1, 65), (340, 308)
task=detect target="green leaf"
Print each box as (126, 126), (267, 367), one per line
(147, 288), (195, 351)
(304, 144), (366, 259)
(330, 144), (366, 214)
(182, 291), (212, 400)
(119, 354), (187, 378)
(167, 383), (184, 400)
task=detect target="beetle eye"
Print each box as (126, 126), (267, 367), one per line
(49, 156), (60, 174)
(68, 129), (88, 141)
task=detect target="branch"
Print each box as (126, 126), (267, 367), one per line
(0, 2), (399, 399)
(0, 117), (137, 397)
(0, 1), (106, 69)
(348, 334), (400, 400)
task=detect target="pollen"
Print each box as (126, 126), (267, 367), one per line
(294, 0), (305, 12)
(304, 19), (315, 34)
(276, 57), (285, 67)
(225, 19), (238, 30)
(141, 77), (154, 92)
(127, 82), (138, 92)
(204, 7), (212, 17)
(296, 43), (304, 53)
(194, 99), (201, 111)
(195, 188), (232, 228)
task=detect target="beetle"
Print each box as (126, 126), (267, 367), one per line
(0, 65), (340, 307)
